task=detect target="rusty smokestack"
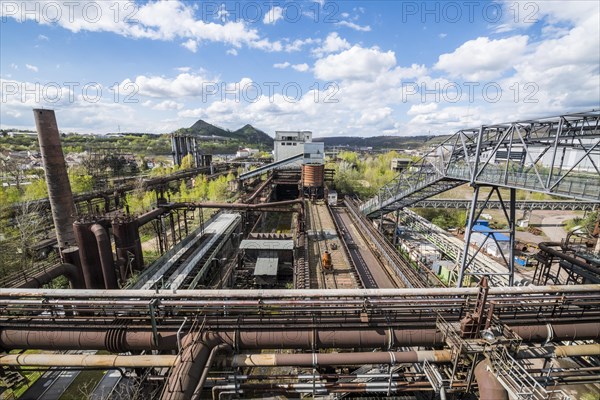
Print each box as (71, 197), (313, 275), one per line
(33, 109), (76, 250)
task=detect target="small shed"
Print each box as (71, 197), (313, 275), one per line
(327, 190), (338, 205)
(469, 225), (510, 258)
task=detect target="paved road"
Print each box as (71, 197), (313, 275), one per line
(540, 213), (577, 242)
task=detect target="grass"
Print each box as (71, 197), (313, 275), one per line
(58, 369), (106, 400)
(0, 350), (47, 399)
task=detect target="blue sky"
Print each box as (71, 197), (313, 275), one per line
(1, 1), (599, 136)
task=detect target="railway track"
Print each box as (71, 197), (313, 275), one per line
(331, 206), (382, 288)
(306, 201), (359, 289)
(345, 198), (434, 288)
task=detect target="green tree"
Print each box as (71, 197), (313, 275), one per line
(207, 176), (229, 201)
(68, 171), (94, 193)
(24, 178), (48, 200)
(180, 154), (194, 170)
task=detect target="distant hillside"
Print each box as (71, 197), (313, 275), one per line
(313, 135), (447, 150)
(174, 120), (273, 148)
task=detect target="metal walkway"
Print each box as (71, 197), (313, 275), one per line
(413, 198), (598, 211)
(361, 110), (600, 218)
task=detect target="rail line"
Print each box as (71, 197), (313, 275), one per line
(345, 198), (445, 288)
(330, 206), (384, 288)
(306, 201), (362, 289)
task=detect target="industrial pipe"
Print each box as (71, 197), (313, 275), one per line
(161, 333), (219, 400)
(0, 353), (177, 368)
(245, 176), (273, 203)
(33, 109), (76, 250)
(172, 199), (304, 211)
(2, 323), (599, 353)
(233, 350), (452, 367)
(112, 217), (144, 270)
(539, 242), (600, 278)
(1, 284), (598, 299)
(234, 344), (600, 367)
(136, 207), (168, 226)
(73, 221), (105, 289)
(474, 359), (508, 400)
(17, 263), (84, 289)
(192, 344), (230, 400)
(518, 344), (600, 359)
(90, 224), (119, 289)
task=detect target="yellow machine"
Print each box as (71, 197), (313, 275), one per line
(322, 251), (332, 271)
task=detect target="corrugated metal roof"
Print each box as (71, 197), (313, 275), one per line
(254, 252), (279, 276)
(240, 240), (294, 250)
(472, 225), (509, 241)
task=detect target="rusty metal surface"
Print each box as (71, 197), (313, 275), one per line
(33, 109), (76, 249)
(302, 163), (325, 187)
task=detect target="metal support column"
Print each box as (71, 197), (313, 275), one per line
(457, 185), (480, 287)
(508, 188), (516, 286)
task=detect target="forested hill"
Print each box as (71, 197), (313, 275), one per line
(174, 120), (274, 147)
(313, 135), (447, 150)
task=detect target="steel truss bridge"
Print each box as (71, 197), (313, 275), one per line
(412, 198), (598, 211)
(1, 285), (599, 399)
(361, 110), (600, 286)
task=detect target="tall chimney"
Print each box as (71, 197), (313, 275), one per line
(33, 109), (76, 249)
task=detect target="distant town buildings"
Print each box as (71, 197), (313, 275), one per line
(235, 148), (259, 158)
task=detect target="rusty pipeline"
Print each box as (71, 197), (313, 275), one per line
(474, 359), (508, 400)
(90, 224), (118, 289)
(73, 221), (105, 289)
(16, 263), (84, 289)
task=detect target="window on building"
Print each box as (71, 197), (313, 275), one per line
(293, 143), (297, 146)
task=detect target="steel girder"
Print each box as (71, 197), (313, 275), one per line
(361, 110), (600, 218)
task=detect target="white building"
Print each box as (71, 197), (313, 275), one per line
(274, 130), (323, 166)
(236, 148), (259, 158)
(274, 131), (312, 161)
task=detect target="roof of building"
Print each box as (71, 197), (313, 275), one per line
(240, 239), (294, 251)
(472, 225), (509, 241)
(254, 252), (279, 276)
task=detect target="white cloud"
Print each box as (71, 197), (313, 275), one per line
(10, 63), (18, 70)
(284, 38), (319, 52)
(336, 20), (371, 32)
(274, 62), (309, 72)
(435, 36), (529, 80)
(25, 64), (38, 72)
(1, 0), (283, 52)
(407, 103), (438, 115)
(120, 72), (214, 98)
(312, 32), (350, 57)
(292, 63), (309, 72)
(263, 6), (283, 25)
(357, 107), (392, 124)
(314, 45), (396, 81)
(438, 33), (447, 38)
(37, 34), (49, 41)
(176, 67), (191, 72)
(181, 39), (198, 52)
(153, 100), (184, 110)
(227, 48), (238, 56)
